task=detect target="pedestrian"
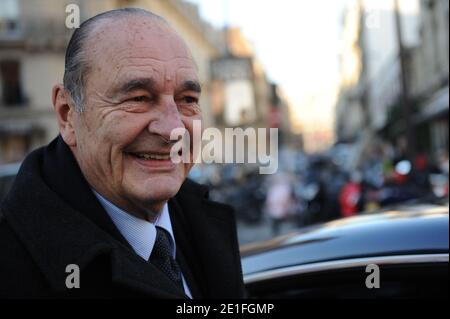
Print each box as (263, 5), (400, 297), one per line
(265, 174), (293, 236)
(339, 172), (362, 218)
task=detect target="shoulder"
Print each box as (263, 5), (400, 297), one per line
(176, 178), (237, 223)
(0, 208), (29, 266)
(179, 178), (210, 198)
(179, 178), (234, 210)
(0, 208), (50, 297)
(0, 207), (15, 244)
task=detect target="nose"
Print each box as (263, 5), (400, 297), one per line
(147, 95), (184, 140)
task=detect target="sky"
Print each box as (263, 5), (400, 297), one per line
(188, 0), (352, 137)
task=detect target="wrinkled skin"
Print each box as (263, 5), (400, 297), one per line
(52, 16), (202, 221)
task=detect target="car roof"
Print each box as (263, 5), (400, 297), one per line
(241, 204), (449, 276)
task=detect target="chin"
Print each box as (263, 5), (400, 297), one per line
(131, 174), (185, 203)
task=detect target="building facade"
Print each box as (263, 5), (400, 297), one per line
(335, 0), (448, 167)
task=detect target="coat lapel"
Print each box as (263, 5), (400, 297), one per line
(174, 181), (245, 298)
(169, 198), (204, 298)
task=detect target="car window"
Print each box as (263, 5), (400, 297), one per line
(246, 263), (449, 299)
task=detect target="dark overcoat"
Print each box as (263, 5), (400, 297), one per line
(0, 137), (244, 299)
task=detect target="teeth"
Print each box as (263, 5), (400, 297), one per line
(134, 153), (170, 160)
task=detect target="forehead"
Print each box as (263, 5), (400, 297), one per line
(86, 16), (198, 84)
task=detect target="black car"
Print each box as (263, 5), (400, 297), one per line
(241, 204), (449, 298)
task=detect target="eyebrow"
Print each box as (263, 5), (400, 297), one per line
(115, 78), (155, 95)
(181, 80), (202, 94)
(112, 78), (202, 96)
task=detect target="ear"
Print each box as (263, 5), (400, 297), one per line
(52, 84), (77, 147)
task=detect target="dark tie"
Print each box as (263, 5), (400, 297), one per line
(149, 226), (184, 291)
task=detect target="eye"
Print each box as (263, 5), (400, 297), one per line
(129, 96), (150, 103)
(181, 96), (199, 104)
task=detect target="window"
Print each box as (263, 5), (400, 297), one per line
(246, 263), (449, 299)
(0, 60), (25, 106)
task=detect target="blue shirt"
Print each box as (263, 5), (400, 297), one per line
(92, 190), (192, 298)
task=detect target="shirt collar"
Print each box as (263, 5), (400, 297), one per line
(92, 189), (176, 261)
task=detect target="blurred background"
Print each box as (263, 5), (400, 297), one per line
(0, 0), (448, 244)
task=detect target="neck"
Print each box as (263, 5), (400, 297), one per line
(93, 187), (166, 223)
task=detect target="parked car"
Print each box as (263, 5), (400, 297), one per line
(0, 162), (20, 203)
(241, 203), (449, 298)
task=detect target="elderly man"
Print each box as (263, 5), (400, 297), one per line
(0, 8), (244, 299)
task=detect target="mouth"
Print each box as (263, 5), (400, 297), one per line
(127, 152), (172, 160)
(125, 151), (177, 169)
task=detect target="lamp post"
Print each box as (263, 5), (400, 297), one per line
(394, 0), (415, 161)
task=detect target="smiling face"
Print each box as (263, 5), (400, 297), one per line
(65, 16), (201, 220)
